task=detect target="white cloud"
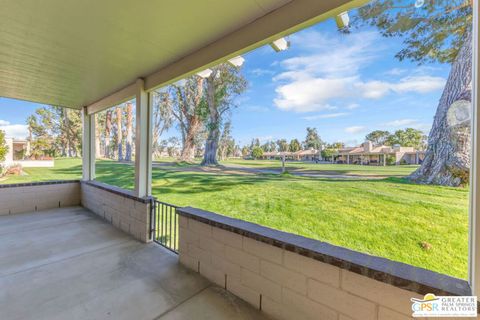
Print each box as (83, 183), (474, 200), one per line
(273, 31), (380, 112)
(302, 112), (349, 121)
(385, 68), (407, 76)
(250, 68), (274, 77)
(274, 77), (352, 112)
(356, 76), (446, 99)
(346, 103), (360, 110)
(0, 120), (29, 139)
(382, 118), (431, 133)
(383, 119), (419, 127)
(272, 29), (446, 113)
(345, 126), (366, 134)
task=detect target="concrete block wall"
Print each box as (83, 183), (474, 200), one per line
(0, 181), (80, 216)
(81, 181), (151, 243)
(178, 215), (474, 320)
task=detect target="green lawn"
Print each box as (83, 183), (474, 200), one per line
(1, 158), (469, 279)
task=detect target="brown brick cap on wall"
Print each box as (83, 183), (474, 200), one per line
(177, 206), (471, 297)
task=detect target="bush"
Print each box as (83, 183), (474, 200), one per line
(251, 147), (264, 159)
(386, 155), (396, 166)
(5, 164), (22, 176)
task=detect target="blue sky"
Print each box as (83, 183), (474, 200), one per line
(0, 12), (449, 147)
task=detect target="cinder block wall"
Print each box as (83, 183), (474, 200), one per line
(81, 181), (151, 243)
(178, 216), (472, 320)
(0, 181), (80, 215)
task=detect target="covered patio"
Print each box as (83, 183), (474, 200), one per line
(1, 0), (480, 319)
(0, 206), (268, 320)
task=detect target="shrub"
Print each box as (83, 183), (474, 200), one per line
(251, 147), (264, 159)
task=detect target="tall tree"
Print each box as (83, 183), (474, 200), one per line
(104, 110), (112, 159)
(357, 0), (473, 186)
(152, 91), (174, 157)
(157, 77), (206, 161)
(115, 106), (123, 161)
(251, 146), (264, 159)
(202, 64), (247, 165)
(304, 127), (323, 149)
(241, 146), (250, 157)
(125, 102), (133, 161)
(365, 130), (390, 145)
(26, 106), (81, 158)
(0, 130), (8, 162)
(386, 128), (427, 150)
(218, 121), (234, 160)
(276, 139), (289, 152)
(94, 115), (101, 158)
(289, 139), (301, 152)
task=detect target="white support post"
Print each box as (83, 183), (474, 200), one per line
(134, 79), (153, 198)
(470, 0), (480, 296)
(82, 106), (95, 181)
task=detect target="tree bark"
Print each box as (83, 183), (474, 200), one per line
(94, 116), (101, 159)
(125, 102), (133, 162)
(105, 111), (112, 159)
(179, 118), (201, 161)
(178, 77), (204, 162)
(409, 28), (472, 186)
(116, 107), (123, 161)
(202, 76), (220, 166)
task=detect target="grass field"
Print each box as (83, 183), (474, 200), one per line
(1, 157), (469, 279)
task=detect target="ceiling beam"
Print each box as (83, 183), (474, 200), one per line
(87, 82), (137, 115)
(86, 0), (369, 113)
(143, 0), (369, 91)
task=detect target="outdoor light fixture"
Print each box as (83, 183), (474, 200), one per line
(196, 68), (213, 78)
(335, 11), (350, 30)
(227, 56), (245, 67)
(270, 38), (289, 52)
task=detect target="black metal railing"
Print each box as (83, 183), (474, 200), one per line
(150, 199), (179, 253)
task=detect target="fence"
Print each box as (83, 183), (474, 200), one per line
(150, 199), (179, 253)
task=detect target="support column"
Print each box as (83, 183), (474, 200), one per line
(470, 0), (480, 296)
(82, 106), (95, 181)
(134, 78), (153, 198)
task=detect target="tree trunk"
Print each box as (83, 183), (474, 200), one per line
(105, 111), (112, 159)
(94, 116), (101, 158)
(202, 76), (220, 166)
(179, 119), (200, 161)
(125, 102), (133, 162)
(409, 28), (472, 187)
(116, 107), (123, 161)
(63, 111), (72, 157)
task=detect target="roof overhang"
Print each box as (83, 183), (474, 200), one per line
(1, 0), (370, 112)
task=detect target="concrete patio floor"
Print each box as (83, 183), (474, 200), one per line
(0, 207), (271, 320)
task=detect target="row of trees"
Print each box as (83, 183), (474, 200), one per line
(150, 63), (246, 165)
(0, 130), (7, 162)
(95, 102), (135, 162)
(242, 127), (324, 156)
(27, 107), (82, 158)
(365, 128), (427, 150)
(244, 127), (425, 159)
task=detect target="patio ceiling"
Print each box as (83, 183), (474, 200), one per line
(1, 0), (365, 110)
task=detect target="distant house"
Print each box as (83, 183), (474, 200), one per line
(261, 149), (320, 161)
(337, 141), (425, 166)
(2, 138), (54, 168)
